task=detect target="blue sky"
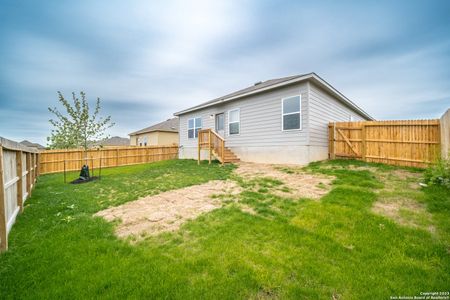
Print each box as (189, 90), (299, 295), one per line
(1, 0), (449, 145)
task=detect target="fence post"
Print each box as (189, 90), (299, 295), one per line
(329, 123), (336, 159)
(32, 153), (35, 184)
(208, 130), (212, 164)
(16, 151), (23, 212)
(26, 153), (31, 198)
(221, 139), (225, 165)
(198, 132), (201, 165)
(116, 149), (119, 167)
(440, 109), (450, 159)
(34, 153), (37, 183)
(91, 156), (94, 176)
(36, 153), (40, 177)
(0, 146), (7, 252)
(361, 124), (366, 162)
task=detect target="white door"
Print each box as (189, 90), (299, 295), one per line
(215, 113), (225, 137)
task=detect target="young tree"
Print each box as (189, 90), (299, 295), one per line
(47, 91), (114, 152)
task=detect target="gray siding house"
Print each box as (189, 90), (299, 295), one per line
(174, 73), (373, 165)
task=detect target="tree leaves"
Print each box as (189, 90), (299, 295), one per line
(47, 91), (115, 150)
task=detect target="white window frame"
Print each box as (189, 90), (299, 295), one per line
(281, 95), (302, 131)
(187, 117), (202, 139)
(227, 108), (240, 136)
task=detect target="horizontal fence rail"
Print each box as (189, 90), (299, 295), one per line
(328, 119), (442, 168)
(39, 145), (179, 174)
(0, 137), (39, 252)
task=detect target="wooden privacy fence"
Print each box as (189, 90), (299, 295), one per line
(0, 137), (39, 252)
(39, 145), (179, 174)
(328, 119), (441, 168)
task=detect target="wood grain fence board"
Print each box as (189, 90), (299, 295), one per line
(441, 109), (450, 159)
(329, 119), (442, 168)
(39, 146), (179, 174)
(15, 151), (23, 212)
(0, 147), (7, 251)
(0, 137), (39, 252)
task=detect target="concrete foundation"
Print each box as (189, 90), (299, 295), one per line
(179, 145), (329, 165)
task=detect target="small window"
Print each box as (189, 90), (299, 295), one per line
(188, 117), (202, 139)
(282, 96), (301, 130)
(349, 115), (354, 121)
(228, 109), (240, 135)
(216, 113), (224, 131)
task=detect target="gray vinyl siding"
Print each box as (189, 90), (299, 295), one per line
(308, 82), (367, 147)
(179, 82), (309, 147)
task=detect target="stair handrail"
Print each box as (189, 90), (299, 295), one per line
(197, 129), (225, 164)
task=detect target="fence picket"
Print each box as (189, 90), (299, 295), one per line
(39, 146), (179, 174)
(329, 119), (441, 168)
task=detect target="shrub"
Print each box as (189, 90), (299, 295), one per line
(424, 157), (450, 188)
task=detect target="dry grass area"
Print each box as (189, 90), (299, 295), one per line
(324, 163), (433, 232)
(372, 196), (435, 232)
(95, 161), (432, 240)
(235, 162), (333, 200)
(95, 180), (241, 240)
(96, 162), (334, 239)
(307, 162), (434, 232)
(373, 169), (435, 233)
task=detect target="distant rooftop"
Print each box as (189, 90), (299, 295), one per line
(129, 117), (179, 136)
(20, 140), (46, 150)
(90, 136), (130, 147)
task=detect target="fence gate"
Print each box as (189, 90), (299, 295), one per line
(329, 123), (363, 159)
(328, 120), (441, 168)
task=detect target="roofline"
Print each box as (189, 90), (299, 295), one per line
(128, 129), (178, 136)
(173, 72), (374, 120)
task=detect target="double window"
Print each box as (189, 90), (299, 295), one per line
(282, 95), (301, 131)
(188, 117), (202, 139)
(228, 109), (240, 135)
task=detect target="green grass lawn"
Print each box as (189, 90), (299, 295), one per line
(0, 159), (449, 299)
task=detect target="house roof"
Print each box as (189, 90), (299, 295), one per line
(20, 140), (46, 150)
(129, 117), (179, 136)
(90, 136), (130, 147)
(173, 72), (374, 120)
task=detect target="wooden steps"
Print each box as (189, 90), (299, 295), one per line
(198, 129), (240, 164)
(222, 147), (240, 163)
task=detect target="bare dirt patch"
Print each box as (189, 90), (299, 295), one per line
(95, 180), (241, 239)
(96, 163), (334, 240)
(375, 169), (422, 193)
(371, 168), (434, 232)
(235, 162), (333, 200)
(372, 196), (434, 232)
(318, 164), (379, 173)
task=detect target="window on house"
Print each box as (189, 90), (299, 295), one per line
(188, 117), (202, 139)
(228, 109), (240, 135)
(282, 96), (301, 130)
(349, 115), (354, 121)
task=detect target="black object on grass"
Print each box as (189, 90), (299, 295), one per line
(70, 165), (98, 184)
(70, 176), (98, 184)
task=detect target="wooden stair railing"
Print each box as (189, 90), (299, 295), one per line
(198, 129), (236, 164)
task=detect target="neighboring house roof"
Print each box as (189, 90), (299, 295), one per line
(173, 72), (374, 120)
(90, 136), (130, 147)
(102, 136), (130, 146)
(129, 117), (179, 136)
(20, 140), (46, 150)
